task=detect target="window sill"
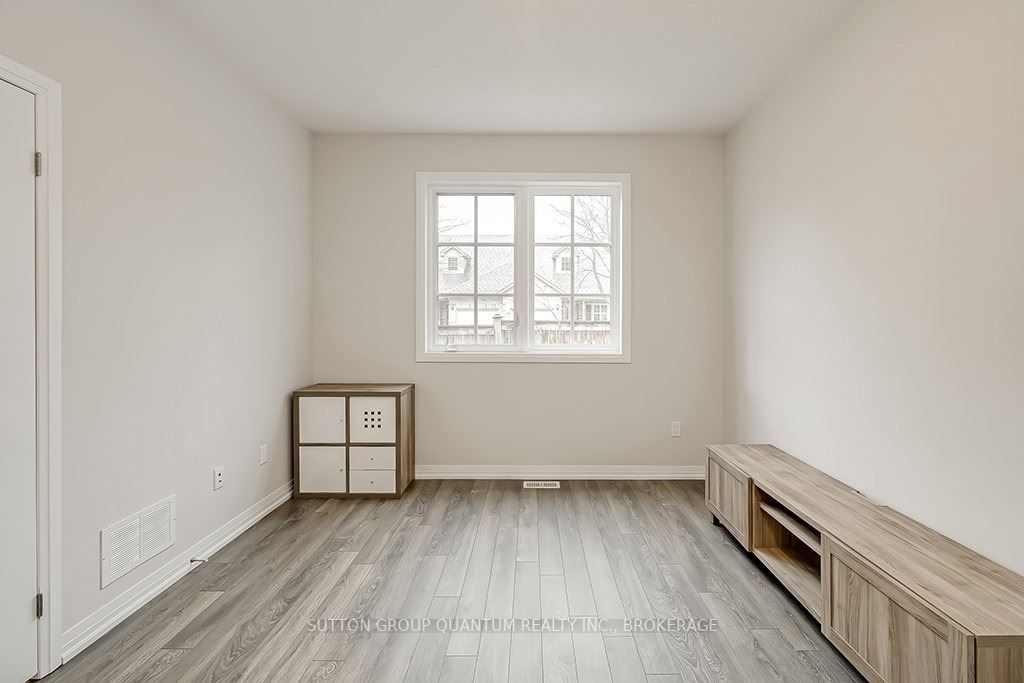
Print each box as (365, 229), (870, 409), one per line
(416, 350), (631, 364)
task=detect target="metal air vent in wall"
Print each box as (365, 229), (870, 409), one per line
(101, 495), (176, 587)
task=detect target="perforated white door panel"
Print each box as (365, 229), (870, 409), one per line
(299, 397), (346, 443)
(349, 396), (396, 443)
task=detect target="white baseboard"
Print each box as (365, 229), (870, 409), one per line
(61, 480), (293, 663)
(416, 465), (705, 480)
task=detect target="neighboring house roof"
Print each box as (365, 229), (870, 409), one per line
(439, 246), (518, 295)
(440, 246), (471, 260)
(438, 245), (602, 296)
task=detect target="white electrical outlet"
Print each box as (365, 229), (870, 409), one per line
(258, 443), (268, 466)
(671, 421), (681, 437)
(213, 466), (225, 490)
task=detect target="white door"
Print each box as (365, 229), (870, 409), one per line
(298, 397), (347, 444)
(349, 396), (396, 443)
(298, 447), (347, 493)
(0, 77), (39, 681)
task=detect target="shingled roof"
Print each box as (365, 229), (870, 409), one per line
(439, 246), (568, 295)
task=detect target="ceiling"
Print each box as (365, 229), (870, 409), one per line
(160, 0), (860, 134)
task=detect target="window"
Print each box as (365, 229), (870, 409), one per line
(440, 249), (468, 274)
(576, 300), (610, 323)
(417, 173), (630, 362)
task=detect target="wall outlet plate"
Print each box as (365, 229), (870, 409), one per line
(258, 443), (268, 466)
(213, 466), (225, 490)
(671, 421), (681, 437)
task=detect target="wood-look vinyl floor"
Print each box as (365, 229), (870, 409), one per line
(43, 480), (864, 682)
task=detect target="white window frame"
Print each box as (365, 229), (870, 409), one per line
(416, 172), (631, 363)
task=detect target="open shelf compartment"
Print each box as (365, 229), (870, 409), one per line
(759, 500), (821, 553)
(751, 486), (824, 622)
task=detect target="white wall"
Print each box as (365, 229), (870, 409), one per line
(0, 0), (312, 635)
(313, 134), (724, 473)
(727, 0), (1024, 573)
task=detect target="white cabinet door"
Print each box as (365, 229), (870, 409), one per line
(349, 446), (396, 470)
(299, 397), (346, 443)
(349, 470), (396, 494)
(299, 447), (347, 493)
(349, 396), (396, 443)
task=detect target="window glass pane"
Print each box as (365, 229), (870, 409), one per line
(574, 325), (611, 346)
(533, 295), (571, 345)
(574, 296), (611, 345)
(534, 196), (571, 243)
(438, 195), (474, 243)
(574, 246), (611, 294)
(478, 195), (514, 243)
(437, 247), (473, 294)
(426, 179), (622, 355)
(476, 296), (515, 345)
(534, 246), (571, 294)
(573, 297), (611, 323)
(574, 195), (611, 243)
(476, 246), (514, 294)
(435, 296), (476, 346)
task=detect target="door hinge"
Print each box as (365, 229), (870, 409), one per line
(34, 152), (42, 177)
(36, 593), (43, 619)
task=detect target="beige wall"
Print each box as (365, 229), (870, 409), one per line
(0, 0), (313, 631)
(313, 134), (724, 472)
(727, 0), (1024, 573)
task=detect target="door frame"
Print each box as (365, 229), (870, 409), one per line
(0, 53), (63, 679)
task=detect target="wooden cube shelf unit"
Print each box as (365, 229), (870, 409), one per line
(292, 383), (414, 498)
(706, 444), (1024, 683)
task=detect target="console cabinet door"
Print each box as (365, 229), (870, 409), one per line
(824, 539), (974, 683)
(705, 451), (751, 549)
(349, 396), (396, 443)
(298, 446), (347, 494)
(299, 397), (347, 443)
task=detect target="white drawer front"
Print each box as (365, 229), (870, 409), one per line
(349, 469), (396, 494)
(350, 446), (396, 471)
(298, 446), (346, 493)
(299, 397), (346, 443)
(349, 396), (396, 443)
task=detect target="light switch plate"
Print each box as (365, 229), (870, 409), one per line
(671, 421), (681, 437)
(258, 443), (268, 466)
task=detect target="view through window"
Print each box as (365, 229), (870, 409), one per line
(419, 174), (629, 361)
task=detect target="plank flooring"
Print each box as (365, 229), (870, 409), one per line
(43, 480), (863, 682)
